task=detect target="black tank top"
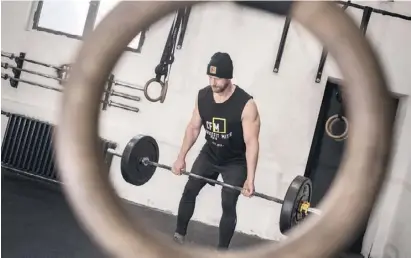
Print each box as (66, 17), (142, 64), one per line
(198, 85), (252, 165)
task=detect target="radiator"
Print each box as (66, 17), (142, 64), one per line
(1, 112), (117, 183)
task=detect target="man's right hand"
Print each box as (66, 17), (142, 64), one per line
(172, 158), (186, 176)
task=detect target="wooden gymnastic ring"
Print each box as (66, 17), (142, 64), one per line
(55, 2), (395, 258)
(325, 114), (349, 141)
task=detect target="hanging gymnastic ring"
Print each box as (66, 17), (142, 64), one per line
(143, 78), (168, 103)
(325, 114), (349, 141)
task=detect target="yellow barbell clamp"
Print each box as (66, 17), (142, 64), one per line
(299, 201), (311, 215)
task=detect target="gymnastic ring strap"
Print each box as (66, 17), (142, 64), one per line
(325, 114), (349, 141)
(143, 78), (168, 103)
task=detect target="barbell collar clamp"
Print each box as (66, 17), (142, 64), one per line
(141, 157), (150, 166)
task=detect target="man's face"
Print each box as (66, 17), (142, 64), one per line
(209, 76), (230, 93)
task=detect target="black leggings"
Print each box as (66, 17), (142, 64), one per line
(175, 153), (247, 249)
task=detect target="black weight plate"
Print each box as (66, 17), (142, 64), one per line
(279, 175), (312, 234)
(121, 134), (159, 186)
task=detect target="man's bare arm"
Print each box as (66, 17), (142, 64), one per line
(177, 98), (203, 160)
(242, 99), (261, 182)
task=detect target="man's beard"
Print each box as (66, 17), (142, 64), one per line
(211, 83), (229, 93)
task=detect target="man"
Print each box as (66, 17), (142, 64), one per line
(171, 52), (261, 249)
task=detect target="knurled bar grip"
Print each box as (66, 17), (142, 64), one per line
(144, 159), (284, 204)
(55, 2), (395, 258)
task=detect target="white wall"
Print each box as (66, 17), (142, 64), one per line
(1, 1), (410, 255)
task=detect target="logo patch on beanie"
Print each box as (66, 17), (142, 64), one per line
(209, 66), (217, 74)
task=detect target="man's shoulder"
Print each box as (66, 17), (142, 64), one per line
(198, 85), (211, 98)
(234, 85), (253, 101)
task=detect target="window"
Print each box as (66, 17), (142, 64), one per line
(32, 0), (145, 53)
(33, 1), (90, 38)
(94, 0), (144, 51)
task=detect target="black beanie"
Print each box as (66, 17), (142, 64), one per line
(206, 52), (233, 79)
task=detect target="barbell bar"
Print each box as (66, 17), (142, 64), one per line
(110, 78), (144, 91)
(108, 90), (141, 102)
(1, 73), (140, 113)
(105, 100), (139, 113)
(2, 62), (61, 82)
(109, 148), (285, 203)
(2, 62), (141, 102)
(106, 134), (321, 234)
(2, 73), (61, 92)
(2, 51), (64, 71)
(142, 157), (321, 215)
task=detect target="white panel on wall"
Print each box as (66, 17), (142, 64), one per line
(94, 0), (142, 49)
(36, 0), (89, 36)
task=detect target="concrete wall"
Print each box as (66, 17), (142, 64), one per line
(1, 1), (410, 256)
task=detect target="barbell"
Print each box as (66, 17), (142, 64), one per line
(54, 1), (395, 258)
(2, 50), (168, 103)
(1, 51), (65, 72)
(1, 73), (140, 113)
(106, 134), (322, 234)
(1, 61), (64, 82)
(1, 62), (141, 103)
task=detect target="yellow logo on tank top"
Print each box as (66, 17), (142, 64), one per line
(205, 117), (232, 145)
(211, 117), (226, 134)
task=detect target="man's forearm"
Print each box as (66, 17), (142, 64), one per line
(245, 140), (259, 182)
(178, 126), (201, 159)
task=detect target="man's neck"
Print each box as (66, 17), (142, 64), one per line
(214, 83), (235, 103)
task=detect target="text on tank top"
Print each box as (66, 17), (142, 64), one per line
(197, 85), (252, 165)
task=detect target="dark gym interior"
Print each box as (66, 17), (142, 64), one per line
(304, 79), (399, 256)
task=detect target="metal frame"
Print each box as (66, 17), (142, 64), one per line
(314, 1), (410, 83)
(314, 2), (350, 83)
(273, 14), (292, 73)
(9, 53), (26, 88)
(102, 74), (115, 111)
(31, 1), (146, 53)
(273, 1), (410, 79)
(336, 1), (411, 21)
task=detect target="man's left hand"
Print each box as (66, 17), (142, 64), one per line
(242, 179), (255, 197)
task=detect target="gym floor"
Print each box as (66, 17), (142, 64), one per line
(2, 170), (363, 258)
(2, 170), (265, 257)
